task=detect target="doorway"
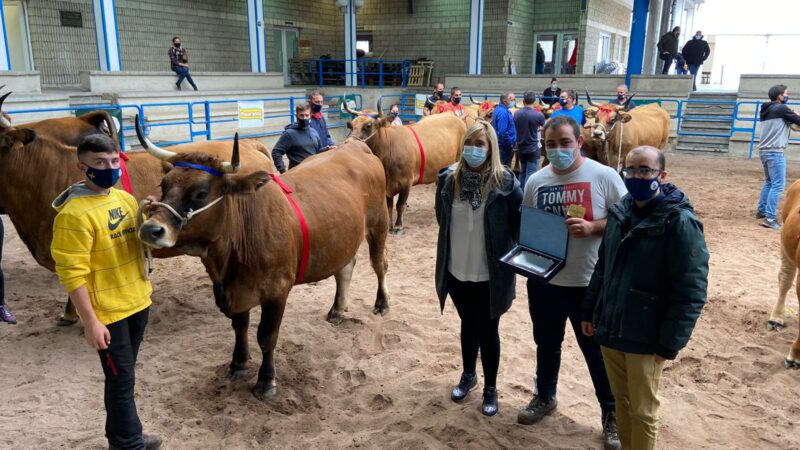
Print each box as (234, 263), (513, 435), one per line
(534, 31), (579, 75)
(272, 28), (298, 85)
(2, 0), (34, 71)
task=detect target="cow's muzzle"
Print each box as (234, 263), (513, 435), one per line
(139, 218), (177, 249)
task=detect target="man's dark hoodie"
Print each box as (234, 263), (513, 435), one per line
(583, 184), (709, 360)
(681, 37), (710, 65)
(271, 123), (323, 173)
(759, 100), (800, 153)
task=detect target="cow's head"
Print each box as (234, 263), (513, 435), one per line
(134, 115), (269, 250)
(583, 89), (635, 141)
(344, 98), (393, 141)
(0, 91), (37, 153)
(468, 96), (497, 120)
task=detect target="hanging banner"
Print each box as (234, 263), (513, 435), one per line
(238, 100), (264, 128)
(415, 94), (428, 116)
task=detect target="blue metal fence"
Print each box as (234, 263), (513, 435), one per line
(309, 59), (411, 88)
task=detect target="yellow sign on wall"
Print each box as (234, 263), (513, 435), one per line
(238, 101), (264, 128)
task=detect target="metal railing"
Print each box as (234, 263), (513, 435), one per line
(308, 59), (411, 88)
(5, 94), (363, 148)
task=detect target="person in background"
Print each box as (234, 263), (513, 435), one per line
(51, 134), (162, 450)
(0, 214), (16, 324)
(389, 104), (403, 126)
(611, 84), (637, 110)
(656, 27), (681, 75)
(543, 77), (561, 106)
(681, 31), (711, 91)
(536, 44), (546, 75)
(308, 90), (335, 149)
(492, 91), (517, 166)
(424, 82), (448, 116)
(550, 90), (586, 126)
(438, 87), (467, 121)
(756, 85), (800, 230)
(583, 146), (709, 450)
(513, 91), (546, 188)
(168, 36), (197, 91)
(675, 51), (688, 75)
(271, 104), (323, 173)
(435, 120), (522, 417)
(518, 115), (625, 450)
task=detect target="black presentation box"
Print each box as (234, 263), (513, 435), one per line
(500, 206), (569, 282)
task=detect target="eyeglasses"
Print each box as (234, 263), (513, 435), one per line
(622, 167), (661, 178)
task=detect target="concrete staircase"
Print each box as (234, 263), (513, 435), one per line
(675, 91), (738, 153)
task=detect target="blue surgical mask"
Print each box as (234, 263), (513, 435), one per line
(462, 145), (488, 168)
(509, 101), (517, 109)
(694, 35), (702, 40)
(625, 176), (661, 202)
(546, 147), (576, 170)
(558, 98), (568, 107)
(85, 165), (121, 189)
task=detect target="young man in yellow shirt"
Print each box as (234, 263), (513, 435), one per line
(51, 134), (161, 450)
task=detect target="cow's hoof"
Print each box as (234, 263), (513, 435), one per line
(372, 304), (389, 316)
(252, 380), (277, 400)
(56, 315), (79, 327)
(767, 319), (786, 331)
(228, 364), (248, 380)
(389, 227), (405, 236)
(784, 358), (799, 369)
(326, 309), (345, 325)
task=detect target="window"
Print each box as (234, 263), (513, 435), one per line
(356, 33), (372, 56)
(534, 31), (579, 75)
(597, 33), (611, 63)
(615, 35), (624, 61)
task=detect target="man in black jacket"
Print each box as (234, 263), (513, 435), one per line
(271, 103), (323, 173)
(656, 27), (680, 75)
(582, 146), (709, 450)
(681, 31), (711, 91)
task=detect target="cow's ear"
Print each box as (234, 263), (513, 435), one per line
(8, 127), (36, 145)
(619, 112), (633, 123)
(585, 108), (598, 118)
(226, 171), (271, 195)
(161, 161), (174, 174)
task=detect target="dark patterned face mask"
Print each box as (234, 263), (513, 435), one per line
(459, 167), (483, 210)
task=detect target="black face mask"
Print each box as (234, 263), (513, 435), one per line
(174, 43), (181, 48)
(298, 118), (310, 128)
(435, 90), (444, 97)
(453, 97), (462, 105)
(311, 103), (323, 113)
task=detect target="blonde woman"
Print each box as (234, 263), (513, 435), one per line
(434, 120), (522, 416)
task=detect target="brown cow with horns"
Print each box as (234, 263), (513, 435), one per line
(345, 98), (466, 234)
(135, 116), (391, 399)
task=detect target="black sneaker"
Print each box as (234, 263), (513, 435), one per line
(450, 372), (478, 402)
(109, 434), (162, 450)
(481, 387), (498, 416)
(762, 218), (781, 230)
(602, 411), (621, 450)
(755, 211), (766, 219)
(175, 82), (182, 91)
(517, 395), (557, 425)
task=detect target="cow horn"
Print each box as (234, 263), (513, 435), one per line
(469, 95), (481, 105)
(341, 94), (361, 116)
(221, 133), (240, 173)
(376, 99), (383, 117)
(0, 91), (12, 127)
(585, 89), (600, 108)
(624, 92), (637, 108)
(134, 113), (177, 160)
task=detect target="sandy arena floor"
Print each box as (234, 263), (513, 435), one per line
(1, 153), (798, 449)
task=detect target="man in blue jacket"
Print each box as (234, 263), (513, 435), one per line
(550, 90), (586, 126)
(582, 146), (709, 450)
(492, 91), (517, 166)
(308, 90), (335, 149)
(271, 103), (324, 173)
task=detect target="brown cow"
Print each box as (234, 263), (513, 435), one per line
(584, 90), (670, 170)
(768, 180), (800, 369)
(136, 125), (390, 399)
(0, 117), (275, 324)
(344, 101), (466, 234)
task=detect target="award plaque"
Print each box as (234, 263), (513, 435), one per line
(500, 206), (569, 282)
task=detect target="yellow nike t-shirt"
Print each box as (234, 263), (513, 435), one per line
(51, 183), (152, 325)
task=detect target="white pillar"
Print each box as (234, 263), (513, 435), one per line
(468, 0), (484, 75)
(92, 0), (122, 71)
(247, 0), (266, 72)
(0, 0), (10, 71)
(643, 0), (663, 74)
(343, 0), (357, 87)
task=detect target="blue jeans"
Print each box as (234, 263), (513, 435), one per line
(757, 152), (786, 221)
(688, 64), (700, 90)
(172, 66), (196, 89)
(519, 153), (540, 191)
(500, 146), (514, 166)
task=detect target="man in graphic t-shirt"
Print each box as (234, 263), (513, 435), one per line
(517, 115), (627, 450)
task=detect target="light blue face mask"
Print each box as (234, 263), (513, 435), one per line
(546, 147), (577, 170)
(462, 145), (488, 168)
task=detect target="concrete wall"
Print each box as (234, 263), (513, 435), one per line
(264, 0), (342, 66)
(27, 0), (98, 88)
(582, 0), (631, 74)
(0, 71), (42, 93)
(506, 0), (535, 75)
(116, 0), (250, 73)
(80, 71), (285, 93)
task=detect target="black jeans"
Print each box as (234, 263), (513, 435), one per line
(99, 307), (150, 449)
(0, 216), (5, 306)
(527, 280), (615, 413)
(172, 66), (196, 88)
(660, 54), (673, 74)
(448, 272), (501, 388)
